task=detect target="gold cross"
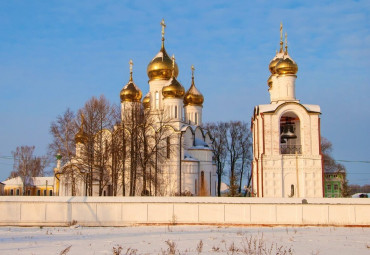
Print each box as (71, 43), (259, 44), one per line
(129, 59), (133, 73)
(161, 19), (166, 39)
(191, 65), (195, 78)
(285, 32), (288, 47)
(280, 22), (283, 42)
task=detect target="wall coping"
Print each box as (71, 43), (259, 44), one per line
(0, 196), (369, 205)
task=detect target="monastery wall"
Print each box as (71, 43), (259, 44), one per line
(0, 197), (368, 227)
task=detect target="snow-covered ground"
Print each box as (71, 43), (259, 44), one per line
(0, 225), (369, 254)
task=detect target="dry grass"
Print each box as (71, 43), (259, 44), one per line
(59, 245), (72, 255)
(111, 233), (294, 254)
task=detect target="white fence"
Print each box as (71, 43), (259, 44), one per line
(0, 197), (369, 227)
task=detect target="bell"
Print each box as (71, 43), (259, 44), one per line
(280, 124), (297, 140)
(280, 138), (287, 144)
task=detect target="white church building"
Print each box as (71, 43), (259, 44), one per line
(56, 20), (217, 197)
(251, 25), (324, 198)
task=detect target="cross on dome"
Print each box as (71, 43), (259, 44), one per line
(161, 19), (166, 40)
(129, 59), (133, 81)
(171, 54), (175, 76)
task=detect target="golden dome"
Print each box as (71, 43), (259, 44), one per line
(275, 57), (298, 75)
(120, 82), (142, 102)
(147, 47), (179, 81)
(162, 55), (185, 99)
(120, 60), (143, 102)
(269, 56), (282, 74)
(75, 114), (88, 144)
(147, 19), (179, 81)
(267, 74), (273, 88)
(162, 77), (185, 99)
(142, 92), (150, 109)
(184, 65), (204, 106)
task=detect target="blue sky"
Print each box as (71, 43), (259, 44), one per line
(0, 0), (369, 185)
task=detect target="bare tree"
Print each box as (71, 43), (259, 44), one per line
(321, 136), (350, 197)
(205, 122), (228, 197)
(77, 95), (118, 196)
(11, 146), (48, 195)
(237, 122), (252, 194)
(225, 121), (245, 196)
(48, 108), (80, 195)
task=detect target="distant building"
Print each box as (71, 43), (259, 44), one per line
(2, 176), (55, 196)
(324, 171), (345, 197)
(251, 24), (324, 198)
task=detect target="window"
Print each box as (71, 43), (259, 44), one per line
(174, 106), (178, 118)
(155, 91), (159, 109)
(334, 184), (339, 190)
(327, 184), (331, 190)
(195, 113), (198, 125)
(10, 189), (14, 196)
(43, 190), (46, 196)
(27, 190), (31, 196)
(290, 184), (294, 197)
(166, 136), (171, 159)
(16, 189), (20, 196)
(37, 190), (41, 196)
(49, 190), (53, 196)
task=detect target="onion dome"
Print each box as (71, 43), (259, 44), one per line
(120, 60), (142, 102)
(275, 56), (298, 75)
(269, 53), (284, 74)
(147, 19), (179, 81)
(267, 74), (273, 88)
(75, 114), (88, 144)
(142, 92), (150, 109)
(269, 23), (286, 74)
(162, 55), (185, 99)
(184, 65), (204, 106)
(276, 33), (298, 75)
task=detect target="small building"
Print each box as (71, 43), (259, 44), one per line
(324, 171), (345, 197)
(2, 176), (55, 196)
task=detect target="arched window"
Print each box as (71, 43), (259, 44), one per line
(43, 190), (46, 196)
(37, 190), (41, 196)
(174, 106), (178, 118)
(10, 189), (14, 196)
(155, 91), (159, 109)
(195, 113), (198, 125)
(280, 113), (301, 154)
(49, 190), (53, 196)
(16, 189), (20, 196)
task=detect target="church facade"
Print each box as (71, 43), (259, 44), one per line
(251, 25), (324, 198)
(56, 20), (217, 197)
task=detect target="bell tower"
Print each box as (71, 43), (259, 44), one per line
(251, 24), (324, 198)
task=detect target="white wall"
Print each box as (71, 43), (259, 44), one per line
(0, 197), (368, 227)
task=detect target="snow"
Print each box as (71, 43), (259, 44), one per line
(0, 226), (369, 255)
(194, 138), (209, 148)
(2, 176), (54, 186)
(152, 51), (163, 60)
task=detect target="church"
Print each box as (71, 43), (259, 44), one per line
(56, 20), (217, 197)
(251, 24), (324, 198)
(55, 21), (324, 198)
